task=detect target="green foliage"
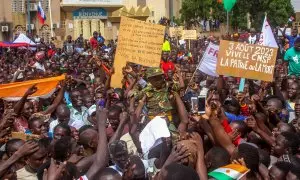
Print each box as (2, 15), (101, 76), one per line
(264, 0), (294, 27)
(179, 0), (295, 30)
(180, 0), (213, 21)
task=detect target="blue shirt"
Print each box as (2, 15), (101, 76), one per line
(97, 36), (105, 44)
(286, 35), (300, 48)
(225, 112), (246, 123)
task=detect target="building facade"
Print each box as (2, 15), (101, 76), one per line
(0, 0), (182, 42)
(292, 0), (300, 31)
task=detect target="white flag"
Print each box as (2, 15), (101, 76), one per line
(258, 15), (278, 48)
(198, 43), (219, 77)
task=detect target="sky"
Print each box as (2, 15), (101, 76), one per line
(291, 0), (300, 12)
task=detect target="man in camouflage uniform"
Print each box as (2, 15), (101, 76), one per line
(135, 67), (173, 118)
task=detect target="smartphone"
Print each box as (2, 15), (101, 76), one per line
(198, 96), (206, 114)
(191, 97), (199, 114)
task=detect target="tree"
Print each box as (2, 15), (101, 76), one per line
(231, 0), (294, 30)
(179, 0), (294, 30)
(180, 0), (213, 25)
(211, 2), (226, 22)
(264, 0), (294, 27)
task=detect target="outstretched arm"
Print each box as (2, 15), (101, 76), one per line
(42, 82), (65, 115)
(109, 112), (129, 144)
(191, 133), (207, 180)
(128, 97), (143, 153)
(14, 85), (37, 115)
(174, 93), (189, 133)
(209, 116), (235, 155)
(0, 141), (39, 177)
(85, 107), (109, 179)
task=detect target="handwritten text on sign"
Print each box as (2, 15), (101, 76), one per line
(169, 26), (183, 37)
(111, 16), (165, 87)
(216, 40), (278, 81)
(182, 30), (197, 40)
(116, 16), (165, 67)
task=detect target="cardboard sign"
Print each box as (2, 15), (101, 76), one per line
(111, 16), (165, 87)
(216, 40), (278, 81)
(169, 26), (183, 37)
(182, 30), (197, 40)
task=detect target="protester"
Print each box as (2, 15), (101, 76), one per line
(0, 13), (299, 180)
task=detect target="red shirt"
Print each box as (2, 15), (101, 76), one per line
(90, 37), (98, 49)
(221, 119), (242, 146)
(161, 60), (175, 74)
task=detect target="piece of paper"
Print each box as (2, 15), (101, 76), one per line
(111, 16), (165, 88)
(216, 40), (278, 82)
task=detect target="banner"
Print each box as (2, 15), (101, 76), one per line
(198, 43), (219, 77)
(182, 30), (197, 40)
(111, 16), (165, 87)
(169, 26), (183, 37)
(216, 40), (277, 81)
(0, 75), (65, 101)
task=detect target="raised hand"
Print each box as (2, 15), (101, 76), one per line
(0, 111), (17, 129)
(228, 129), (240, 142)
(251, 94), (260, 102)
(190, 132), (204, 156)
(119, 111), (129, 124)
(15, 141), (39, 157)
(246, 116), (259, 132)
(25, 84), (38, 96)
(163, 143), (189, 167)
(96, 106), (108, 126)
(44, 158), (67, 180)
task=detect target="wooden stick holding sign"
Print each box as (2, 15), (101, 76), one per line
(239, 78), (246, 92)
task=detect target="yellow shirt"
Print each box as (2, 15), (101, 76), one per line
(162, 40), (171, 52)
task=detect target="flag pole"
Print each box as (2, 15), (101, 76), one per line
(27, 0), (31, 34)
(49, 0), (54, 37)
(226, 11), (229, 33)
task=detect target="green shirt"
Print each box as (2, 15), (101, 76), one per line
(284, 47), (300, 76)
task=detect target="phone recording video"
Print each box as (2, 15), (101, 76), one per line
(191, 97), (199, 114)
(198, 96), (206, 114)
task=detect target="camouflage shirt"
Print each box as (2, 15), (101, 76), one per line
(135, 83), (173, 116)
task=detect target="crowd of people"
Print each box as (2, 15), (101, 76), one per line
(0, 20), (299, 180)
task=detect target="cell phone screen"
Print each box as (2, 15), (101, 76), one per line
(198, 96), (206, 113)
(191, 97), (198, 114)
